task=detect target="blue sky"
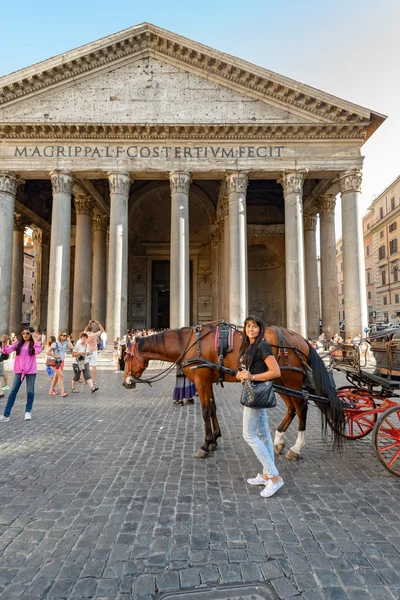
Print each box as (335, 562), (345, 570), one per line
(2, 0), (400, 234)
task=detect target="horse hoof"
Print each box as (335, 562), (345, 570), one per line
(285, 449), (300, 461)
(274, 443), (285, 455)
(194, 448), (209, 459)
(208, 443), (217, 451)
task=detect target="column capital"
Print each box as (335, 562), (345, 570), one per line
(279, 169), (308, 196)
(225, 171), (248, 194)
(0, 172), (21, 196)
(32, 227), (42, 244)
(108, 171), (132, 195)
(318, 194), (336, 214)
(14, 213), (26, 231)
(92, 214), (109, 232)
(303, 214), (318, 231)
(50, 170), (73, 194)
(169, 171), (191, 195)
(339, 168), (362, 194)
(74, 196), (93, 216)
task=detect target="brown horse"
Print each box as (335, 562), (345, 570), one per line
(122, 322), (344, 459)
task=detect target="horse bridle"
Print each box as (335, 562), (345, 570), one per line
(124, 323), (226, 385)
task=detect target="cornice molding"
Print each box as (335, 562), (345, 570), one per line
(0, 121), (369, 141)
(0, 25), (377, 128)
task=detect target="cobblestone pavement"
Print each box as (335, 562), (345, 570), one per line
(0, 365), (399, 600)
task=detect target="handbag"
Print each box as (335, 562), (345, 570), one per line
(240, 380), (277, 409)
(46, 356), (58, 367)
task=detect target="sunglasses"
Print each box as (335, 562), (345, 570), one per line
(22, 332), (32, 336)
(61, 334), (68, 337)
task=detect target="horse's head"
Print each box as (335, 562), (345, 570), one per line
(122, 338), (148, 389)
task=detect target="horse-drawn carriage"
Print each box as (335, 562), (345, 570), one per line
(122, 320), (400, 479)
(329, 329), (400, 477)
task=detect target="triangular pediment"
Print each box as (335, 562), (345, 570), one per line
(0, 56), (319, 125)
(0, 22), (385, 141)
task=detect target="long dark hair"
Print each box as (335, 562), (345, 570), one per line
(16, 327), (35, 356)
(238, 315), (266, 368)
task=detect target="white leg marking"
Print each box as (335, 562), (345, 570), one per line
(290, 431), (306, 455)
(274, 430), (285, 445)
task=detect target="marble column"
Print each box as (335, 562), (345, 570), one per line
(280, 170), (307, 337)
(106, 171), (131, 340)
(303, 214), (320, 340)
(47, 170), (73, 336)
(9, 213), (26, 334)
(339, 169), (368, 337)
(216, 189), (230, 320)
(91, 214), (108, 326)
(0, 172), (20, 335)
(31, 228), (50, 332)
(169, 171), (190, 329)
(72, 196), (93, 339)
(210, 223), (220, 320)
(318, 194), (339, 337)
(227, 172), (248, 325)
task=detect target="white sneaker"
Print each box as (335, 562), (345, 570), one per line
(24, 412), (32, 421)
(260, 478), (284, 497)
(0, 415), (10, 422)
(247, 473), (269, 486)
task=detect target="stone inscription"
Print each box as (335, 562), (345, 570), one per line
(13, 145), (284, 160)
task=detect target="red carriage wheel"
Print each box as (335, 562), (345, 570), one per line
(335, 388), (377, 439)
(372, 406), (400, 477)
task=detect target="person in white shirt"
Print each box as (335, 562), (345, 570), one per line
(71, 332), (98, 393)
(100, 330), (107, 350)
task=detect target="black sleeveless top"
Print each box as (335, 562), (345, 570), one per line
(241, 340), (274, 375)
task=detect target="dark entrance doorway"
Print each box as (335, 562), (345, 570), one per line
(151, 261), (170, 329)
(151, 260), (194, 329)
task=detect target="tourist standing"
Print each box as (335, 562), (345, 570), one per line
(100, 329), (107, 350)
(172, 365), (196, 406)
(71, 332), (98, 393)
(84, 320), (104, 384)
(0, 328), (42, 422)
(236, 316), (283, 498)
(46, 336), (57, 380)
(48, 332), (73, 397)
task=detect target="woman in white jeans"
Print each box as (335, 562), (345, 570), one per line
(236, 316), (284, 498)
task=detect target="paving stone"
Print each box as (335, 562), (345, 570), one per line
(156, 571), (179, 592)
(199, 564), (220, 584)
(179, 567), (201, 588)
(270, 576), (300, 598)
(239, 562), (263, 582)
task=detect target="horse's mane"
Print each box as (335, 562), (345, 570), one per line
(137, 327), (193, 353)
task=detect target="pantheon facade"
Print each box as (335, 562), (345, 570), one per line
(0, 23), (385, 340)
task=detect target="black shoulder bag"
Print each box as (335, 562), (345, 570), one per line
(240, 380), (277, 408)
(239, 343), (277, 409)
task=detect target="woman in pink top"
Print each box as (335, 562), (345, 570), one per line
(0, 327), (42, 422)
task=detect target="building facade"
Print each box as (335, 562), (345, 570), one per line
(363, 175), (400, 325)
(0, 23), (385, 340)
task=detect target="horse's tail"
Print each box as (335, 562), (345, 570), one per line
(306, 341), (345, 451)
